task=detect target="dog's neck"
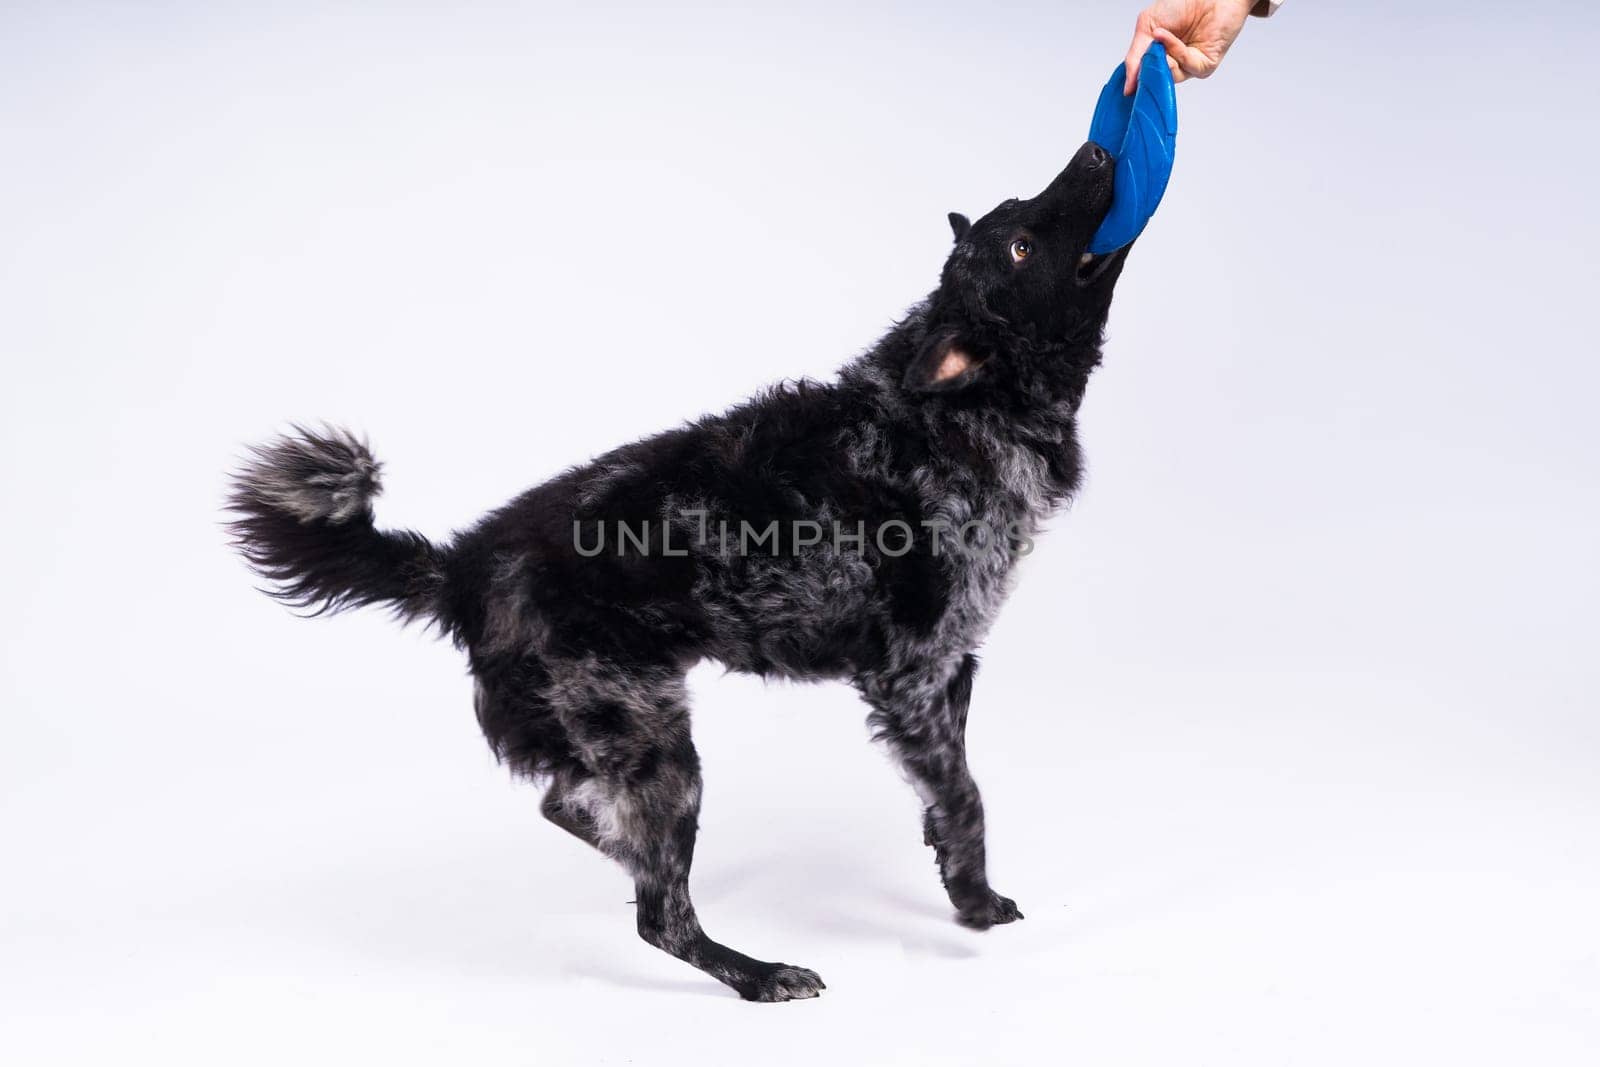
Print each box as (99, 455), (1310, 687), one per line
(839, 300), (1103, 514)
(846, 300), (1103, 424)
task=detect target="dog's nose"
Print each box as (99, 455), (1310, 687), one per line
(1085, 143), (1111, 168)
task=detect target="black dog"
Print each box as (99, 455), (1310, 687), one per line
(229, 141), (1129, 1001)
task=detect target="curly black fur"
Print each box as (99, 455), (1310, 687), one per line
(227, 142), (1130, 1001)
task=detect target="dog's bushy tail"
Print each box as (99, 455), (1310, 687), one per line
(227, 425), (447, 625)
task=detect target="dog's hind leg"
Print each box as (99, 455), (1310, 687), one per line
(540, 768), (607, 850)
(858, 654), (1023, 929)
(542, 673), (825, 1002)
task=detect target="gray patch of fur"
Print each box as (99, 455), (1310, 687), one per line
(480, 553), (545, 654)
(236, 425), (382, 525)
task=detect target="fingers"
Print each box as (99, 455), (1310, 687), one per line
(1129, 14), (1211, 92)
(1123, 12), (1157, 95)
(1150, 25), (1215, 81)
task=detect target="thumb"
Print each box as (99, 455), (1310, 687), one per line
(1123, 14), (1157, 95)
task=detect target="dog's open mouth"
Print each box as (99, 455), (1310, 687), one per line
(1074, 249), (1121, 287)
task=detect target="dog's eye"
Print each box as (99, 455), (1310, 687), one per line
(1009, 238), (1033, 263)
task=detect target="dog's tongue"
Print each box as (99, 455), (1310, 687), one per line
(1085, 42), (1178, 255)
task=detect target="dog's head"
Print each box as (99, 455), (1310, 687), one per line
(906, 141), (1128, 394)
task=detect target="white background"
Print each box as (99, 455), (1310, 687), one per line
(4, 2), (1598, 1064)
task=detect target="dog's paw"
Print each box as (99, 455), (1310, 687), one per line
(740, 963), (826, 1003)
(956, 891), (1024, 930)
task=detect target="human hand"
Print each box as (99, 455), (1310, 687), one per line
(1123, 0), (1255, 94)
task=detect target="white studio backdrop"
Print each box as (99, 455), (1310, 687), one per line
(2, 2), (1597, 1064)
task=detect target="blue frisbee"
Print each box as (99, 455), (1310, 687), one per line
(1086, 42), (1178, 254)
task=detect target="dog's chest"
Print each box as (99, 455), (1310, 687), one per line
(918, 462), (1051, 651)
(936, 546), (1013, 656)
(848, 405), (1078, 657)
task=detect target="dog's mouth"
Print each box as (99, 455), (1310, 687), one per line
(1073, 247), (1122, 287)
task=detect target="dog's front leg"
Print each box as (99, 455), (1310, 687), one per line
(857, 654), (1023, 929)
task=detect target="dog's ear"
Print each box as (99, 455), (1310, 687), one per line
(904, 332), (987, 393)
(947, 212), (971, 243)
